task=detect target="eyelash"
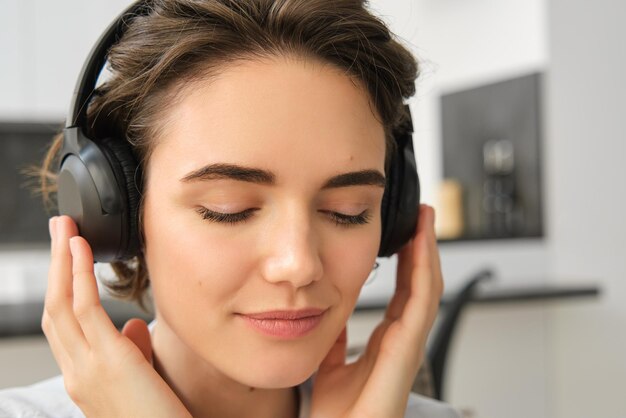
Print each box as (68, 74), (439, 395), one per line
(195, 207), (371, 227)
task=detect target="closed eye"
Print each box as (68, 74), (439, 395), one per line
(196, 207), (371, 227)
(319, 210), (372, 227)
(196, 207), (258, 225)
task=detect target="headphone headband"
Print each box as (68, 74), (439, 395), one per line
(68, 1), (150, 128)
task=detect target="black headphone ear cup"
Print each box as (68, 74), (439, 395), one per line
(378, 110), (420, 257)
(98, 137), (142, 259)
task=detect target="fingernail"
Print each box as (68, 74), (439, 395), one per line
(48, 217), (56, 241)
(69, 236), (79, 255)
(55, 216), (62, 238)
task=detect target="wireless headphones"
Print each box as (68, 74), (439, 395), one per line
(57, 0), (420, 262)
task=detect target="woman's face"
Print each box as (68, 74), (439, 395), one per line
(142, 55), (386, 388)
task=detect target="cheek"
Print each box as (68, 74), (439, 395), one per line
(326, 225), (382, 309)
(142, 195), (250, 314)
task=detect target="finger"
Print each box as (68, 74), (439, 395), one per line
(385, 238), (414, 321)
(45, 216), (89, 358)
(418, 205), (444, 306)
(41, 310), (72, 373)
(70, 236), (123, 350)
(380, 206), (438, 362)
(318, 326), (347, 371)
(362, 318), (392, 365)
(399, 205), (442, 344)
(385, 203), (427, 322)
(368, 204), (432, 357)
(357, 321), (416, 417)
(122, 319), (153, 365)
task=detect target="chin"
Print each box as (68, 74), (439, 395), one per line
(234, 348), (322, 389)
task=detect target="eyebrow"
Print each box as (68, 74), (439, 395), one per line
(179, 163), (386, 189)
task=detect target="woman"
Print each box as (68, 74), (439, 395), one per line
(0, 0), (459, 416)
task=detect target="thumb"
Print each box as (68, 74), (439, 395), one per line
(122, 318), (153, 365)
(318, 326), (347, 372)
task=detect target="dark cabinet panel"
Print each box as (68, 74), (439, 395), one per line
(0, 122), (61, 247)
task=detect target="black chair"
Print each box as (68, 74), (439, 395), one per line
(426, 268), (494, 400)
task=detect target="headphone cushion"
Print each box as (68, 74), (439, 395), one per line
(379, 130), (420, 257)
(379, 148), (402, 256)
(99, 137), (142, 259)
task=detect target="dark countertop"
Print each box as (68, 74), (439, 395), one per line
(358, 282), (601, 310)
(0, 284), (600, 338)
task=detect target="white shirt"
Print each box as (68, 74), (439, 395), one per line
(0, 374), (460, 418)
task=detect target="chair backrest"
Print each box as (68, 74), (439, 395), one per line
(427, 268), (494, 400)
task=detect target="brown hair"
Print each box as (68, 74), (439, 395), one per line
(38, 0), (419, 311)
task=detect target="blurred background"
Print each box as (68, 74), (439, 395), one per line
(0, 1), (624, 417)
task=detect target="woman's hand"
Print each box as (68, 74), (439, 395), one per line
(41, 215), (192, 418)
(310, 204), (444, 418)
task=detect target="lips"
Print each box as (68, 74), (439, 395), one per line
(237, 308), (328, 338)
(241, 308), (327, 320)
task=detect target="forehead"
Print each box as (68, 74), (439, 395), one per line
(149, 55), (386, 185)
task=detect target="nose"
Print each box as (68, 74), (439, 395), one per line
(260, 206), (323, 288)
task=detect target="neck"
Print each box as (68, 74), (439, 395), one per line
(151, 319), (300, 418)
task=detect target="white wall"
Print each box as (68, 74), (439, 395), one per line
(545, 1), (626, 417)
(0, 0), (133, 120)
